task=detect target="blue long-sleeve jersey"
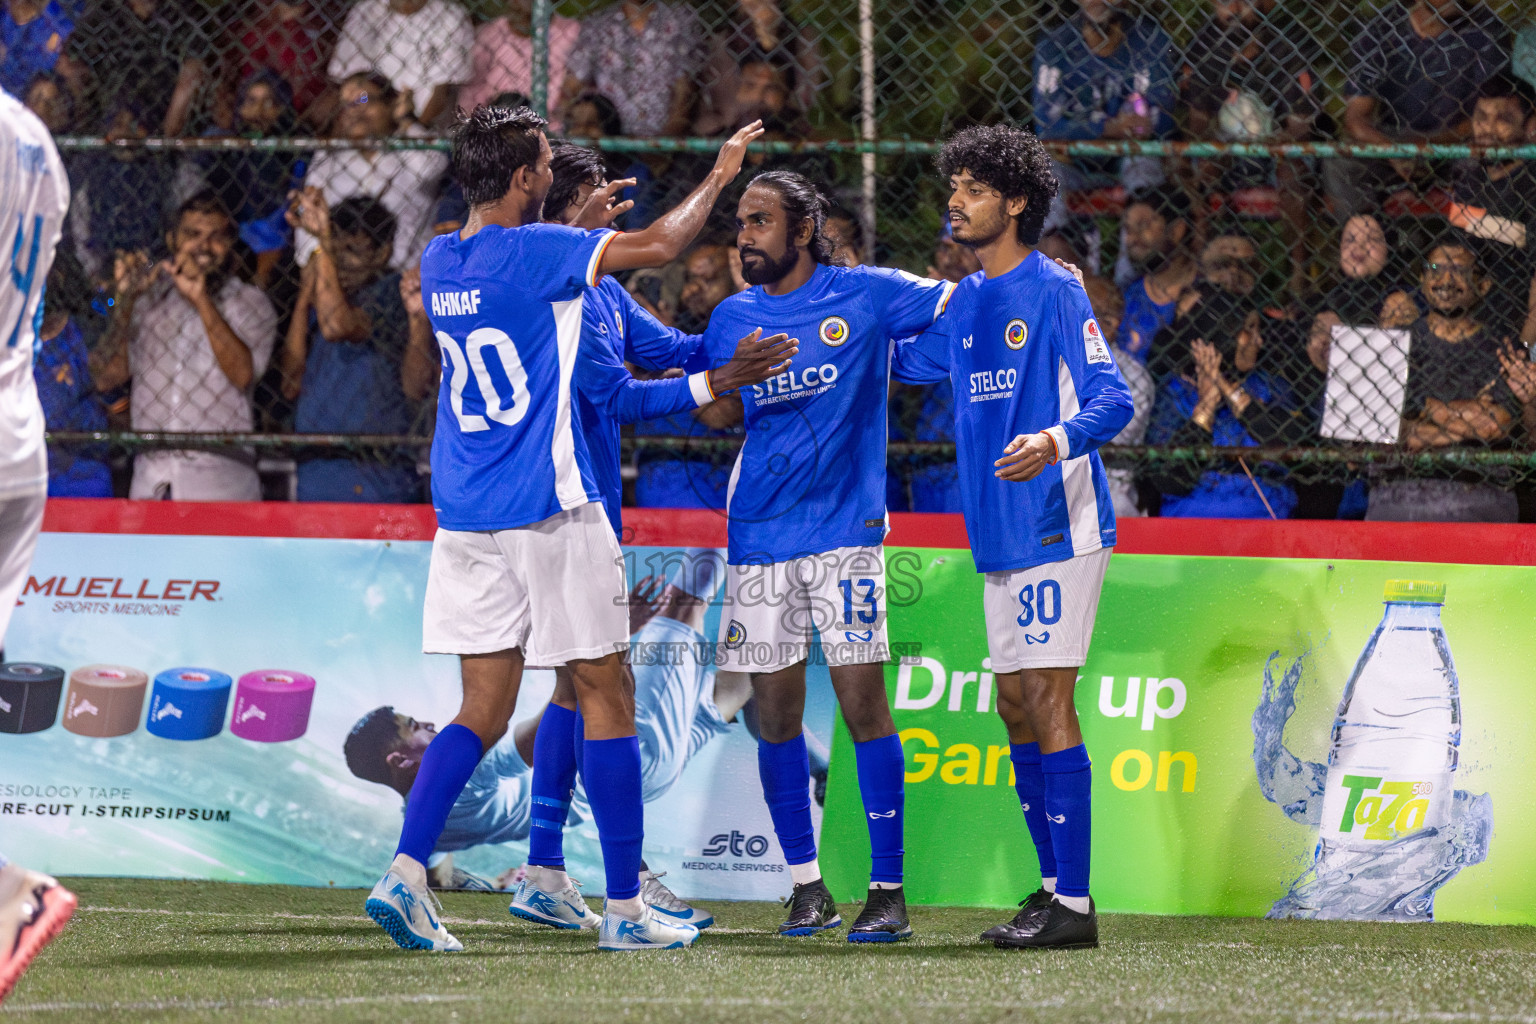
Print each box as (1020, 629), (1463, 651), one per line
(893, 252), (1134, 573)
(574, 276), (711, 536)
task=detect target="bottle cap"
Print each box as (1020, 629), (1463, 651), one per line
(1383, 579), (1446, 604)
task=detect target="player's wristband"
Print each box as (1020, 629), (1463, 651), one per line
(688, 371), (717, 407)
(1041, 431), (1059, 465)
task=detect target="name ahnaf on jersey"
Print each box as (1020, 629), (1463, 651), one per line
(431, 289), (482, 317)
(969, 367), (1017, 402)
(751, 363), (838, 404)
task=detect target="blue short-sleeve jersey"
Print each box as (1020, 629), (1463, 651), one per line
(893, 252), (1134, 573)
(419, 222), (616, 531)
(702, 263), (953, 565)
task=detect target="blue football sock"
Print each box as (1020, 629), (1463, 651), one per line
(1041, 744), (1092, 899)
(854, 734), (904, 885)
(1010, 742), (1058, 880)
(528, 704), (579, 869)
(757, 733), (817, 865)
(583, 735), (644, 900)
(395, 723), (484, 865)
(573, 709), (586, 778)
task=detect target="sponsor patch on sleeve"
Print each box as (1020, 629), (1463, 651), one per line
(1083, 318), (1112, 364)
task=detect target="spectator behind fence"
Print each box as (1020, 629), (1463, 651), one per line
(57, 0), (213, 136)
(71, 101), (176, 282)
(281, 192), (423, 503)
(33, 250), (111, 498)
(22, 69), (71, 135)
(194, 71), (307, 290)
(695, 0), (822, 137)
(328, 0), (472, 125)
(1086, 274), (1153, 519)
(1034, 0), (1174, 233)
(1180, 0), (1326, 290)
(462, 0), (579, 116)
(0, 0), (73, 97)
(1118, 182), (1195, 367)
(229, 0), (333, 123)
(295, 71), (447, 275)
(633, 242), (742, 511)
(567, 90), (664, 227)
(1144, 265), (1301, 519)
(695, 51), (806, 139)
(91, 193), (278, 501)
(1148, 232), (1263, 382)
(1367, 237), (1521, 522)
(823, 206), (864, 269)
(1447, 73), (1536, 339)
(562, 0), (707, 139)
(1327, 0), (1508, 222)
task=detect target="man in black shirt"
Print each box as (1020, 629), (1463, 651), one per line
(1448, 73), (1536, 338)
(1367, 237), (1521, 521)
(1326, 0), (1509, 221)
(56, 0), (214, 136)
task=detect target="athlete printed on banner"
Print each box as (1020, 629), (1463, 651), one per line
(366, 103), (769, 955)
(0, 89), (78, 1002)
(894, 124), (1134, 951)
(699, 170), (957, 943)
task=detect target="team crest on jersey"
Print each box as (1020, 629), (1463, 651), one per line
(1083, 318), (1112, 364)
(1004, 319), (1028, 350)
(818, 316), (850, 347)
(615, 311), (624, 336)
(724, 620), (747, 649)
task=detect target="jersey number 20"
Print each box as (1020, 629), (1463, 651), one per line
(436, 327), (530, 432)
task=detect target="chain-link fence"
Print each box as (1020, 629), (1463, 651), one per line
(19, 0), (1536, 518)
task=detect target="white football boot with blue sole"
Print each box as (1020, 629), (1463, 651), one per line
(640, 869), (714, 930)
(509, 878), (601, 930)
(597, 903), (700, 952)
(365, 870), (463, 952)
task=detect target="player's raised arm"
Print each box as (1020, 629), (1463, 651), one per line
(574, 121), (765, 276)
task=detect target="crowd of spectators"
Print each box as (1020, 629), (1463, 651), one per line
(6, 0), (1536, 521)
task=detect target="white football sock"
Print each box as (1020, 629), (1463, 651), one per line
(528, 865), (570, 892)
(870, 881), (902, 890)
(1041, 876), (1057, 894)
(390, 853), (427, 890)
(789, 859), (822, 886)
(1054, 893), (1090, 915)
(607, 895), (645, 922)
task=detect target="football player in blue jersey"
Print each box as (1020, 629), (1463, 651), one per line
(507, 143), (787, 932)
(700, 170), (957, 943)
(893, 125), (1134, 950)
(366, 105), (774, 954)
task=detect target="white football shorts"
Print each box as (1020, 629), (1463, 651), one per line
(983, 546), (1112, 672)
(422, 502), (628, 663)
(716, 545), (889, 674)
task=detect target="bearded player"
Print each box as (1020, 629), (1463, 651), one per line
(893, 125), (1133, 950)
(0, 89), (77, 1001)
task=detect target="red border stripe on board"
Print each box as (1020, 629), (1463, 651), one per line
(40, 500), (1536, 565)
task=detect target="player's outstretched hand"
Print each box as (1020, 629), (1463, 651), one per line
(708, 328), (797, 395)
(995, 432), (1057, 482)
(712, 120), (765, 184)
(572, 177), (639, 230)
(1051, 257), (1085, 286)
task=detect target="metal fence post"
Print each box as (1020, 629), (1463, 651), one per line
(531, 0), (552, 118)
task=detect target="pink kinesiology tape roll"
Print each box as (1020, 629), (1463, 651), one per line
(230, 670), (316, 743)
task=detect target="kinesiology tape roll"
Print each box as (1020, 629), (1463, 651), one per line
(0, 663), (65, 734)
(230, 670), (315, 742)
(146, 668), (233, 741)
(63, 665), (149, 737)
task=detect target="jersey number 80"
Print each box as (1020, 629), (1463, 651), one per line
(437, 327), (530, 432)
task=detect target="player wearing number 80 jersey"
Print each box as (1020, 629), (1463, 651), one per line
(894, 125), (1134, 952)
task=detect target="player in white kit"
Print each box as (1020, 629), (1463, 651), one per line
(0, 88), (77, 1004)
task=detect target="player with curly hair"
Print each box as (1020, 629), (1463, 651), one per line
(894, 124), (1134, 950)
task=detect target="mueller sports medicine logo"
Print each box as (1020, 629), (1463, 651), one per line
(24, 575), (222, 617)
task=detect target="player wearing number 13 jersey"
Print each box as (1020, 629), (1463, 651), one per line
(894, 126), (1133, 951)
(367, 105), (769, 956)
(701, 171), (954, 944)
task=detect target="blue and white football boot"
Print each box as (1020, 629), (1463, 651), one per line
(640, 869), (714, 930)
(509, 876), (602, 930)
(597, 903), (700, 952)
(365, 868), (463, 952)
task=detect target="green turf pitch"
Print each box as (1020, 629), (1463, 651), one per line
(3, 879), (1534, 1023)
